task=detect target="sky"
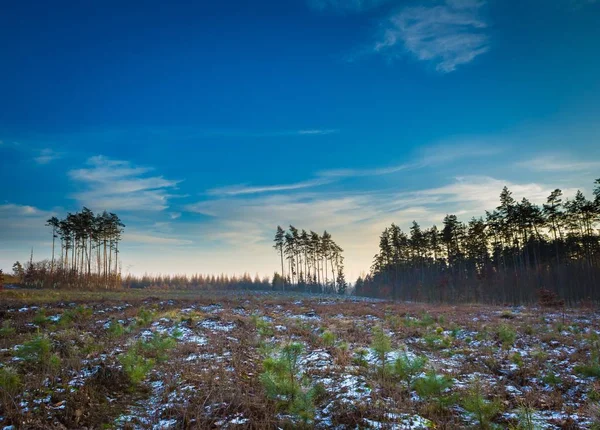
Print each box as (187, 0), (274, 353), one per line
(1, 0), (600, 280)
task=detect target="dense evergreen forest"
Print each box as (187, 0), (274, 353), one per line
(356, 179), (600, 304)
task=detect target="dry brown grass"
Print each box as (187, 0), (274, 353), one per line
(0, 289), (599, 429)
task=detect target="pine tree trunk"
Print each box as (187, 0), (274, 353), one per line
(280, 248), (285, 291)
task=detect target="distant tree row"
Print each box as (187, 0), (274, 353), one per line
(357, 179), (600, 304)
(122, 272), (273, 290)
(10, 262), (281, 292)
(20, 208), (126, 288)
(273, 226), (347, 294)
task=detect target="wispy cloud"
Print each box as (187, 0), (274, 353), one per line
(186, 175), (576, 279)
(516, 155), (600, 172)
(0, 203), (57, 247)
(374, 0), (490, 72)
(320, 162), (417, 178)
(297, 129), (338, 135)
(207, 178), (331, 196)
(203, 129), (339, 138)
(34, 148), (62, 165)
(320, 140), (502, 178)
(206, 140), (501, 195)
(68, 156), (181, 211)
(308, 0), (390, 13)
(124, 231), (193, 246)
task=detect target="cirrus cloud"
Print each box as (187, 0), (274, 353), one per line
(68, 156), (182, 212)
(374, 0), (490, 72)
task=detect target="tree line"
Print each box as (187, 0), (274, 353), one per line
(122, 273), (273, 290)
(8, 265), (287, 292)
(13, 208), (126, 289)
(273, 226), (347, 294)
(356, 179), (600, 304)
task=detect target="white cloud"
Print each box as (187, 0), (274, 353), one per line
(516, 155), (600, 172)
(68, 156), (181, 212)
(124, 231), (193, 246)
(319, 140), (502, 178)
(207, 178), (331, 196)
(0, 203), (57, 269)
(185, 174), (580, 280)
(34, 148), (62, 165)
(374, 0), (490, 72)
(0, 203), (50, 217)
(320, 162), (416, 178)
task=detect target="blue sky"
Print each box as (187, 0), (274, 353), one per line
(1, 0), (600, 279)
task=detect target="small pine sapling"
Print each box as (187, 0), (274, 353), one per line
(461, 379), (502, 429)
(260, 342), (319, 425)
(393, 351), (427, 389)
(371, 326), (392, 378)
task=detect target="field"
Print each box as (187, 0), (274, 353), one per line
(1, 290), (599, 429)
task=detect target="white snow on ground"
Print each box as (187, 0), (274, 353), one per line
(198, 319), (236, 332)
(155, 324), (208, 345)
(200, 304), (223, 313)
(364, 414), (432, 429)
(4, 300), (600, 430)
(287, 311), (321, 321)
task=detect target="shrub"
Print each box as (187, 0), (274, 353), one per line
(461, 380), (502, 429)
(119, 349), (154, 386)
(139, 333), (176, 363)
(33, 309), (48, 326)
(0, 320), (16, 337)
(393, 352), (427, 388)
(575, 337), (600, 378)
(541, 370), (562, 386)
(353, 348), (369, 367)
(423, 332), (451, 350)
(386, 315), (402, 331)
(513, 403), (542, 430)
(320, 331), (336, 348)
(510, 352), (523, 368)
(414, 371), (454, 411)
(371, 326), (392, 376)
(251, 314), (274, 338)
(55, 311), (74, 328)
(136, 307), (155, 327)
(260, 342), (318, 424)
(107, 320), (126, 338)
(420, 313), (436, 327)
(497, 324), (517, 349)
(74, 305), (93, 319)
(16, 336), (52, 365)
(58, 306), (92, 327)
(0, 366), (21, 415)
(0, 366), (21, 396)
(575, 362), (600, 378)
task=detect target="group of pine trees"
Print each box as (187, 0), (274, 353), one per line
(357, 179), (600, 304)
(16, 208), (126, 288)
(273, 226), (347, 294)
